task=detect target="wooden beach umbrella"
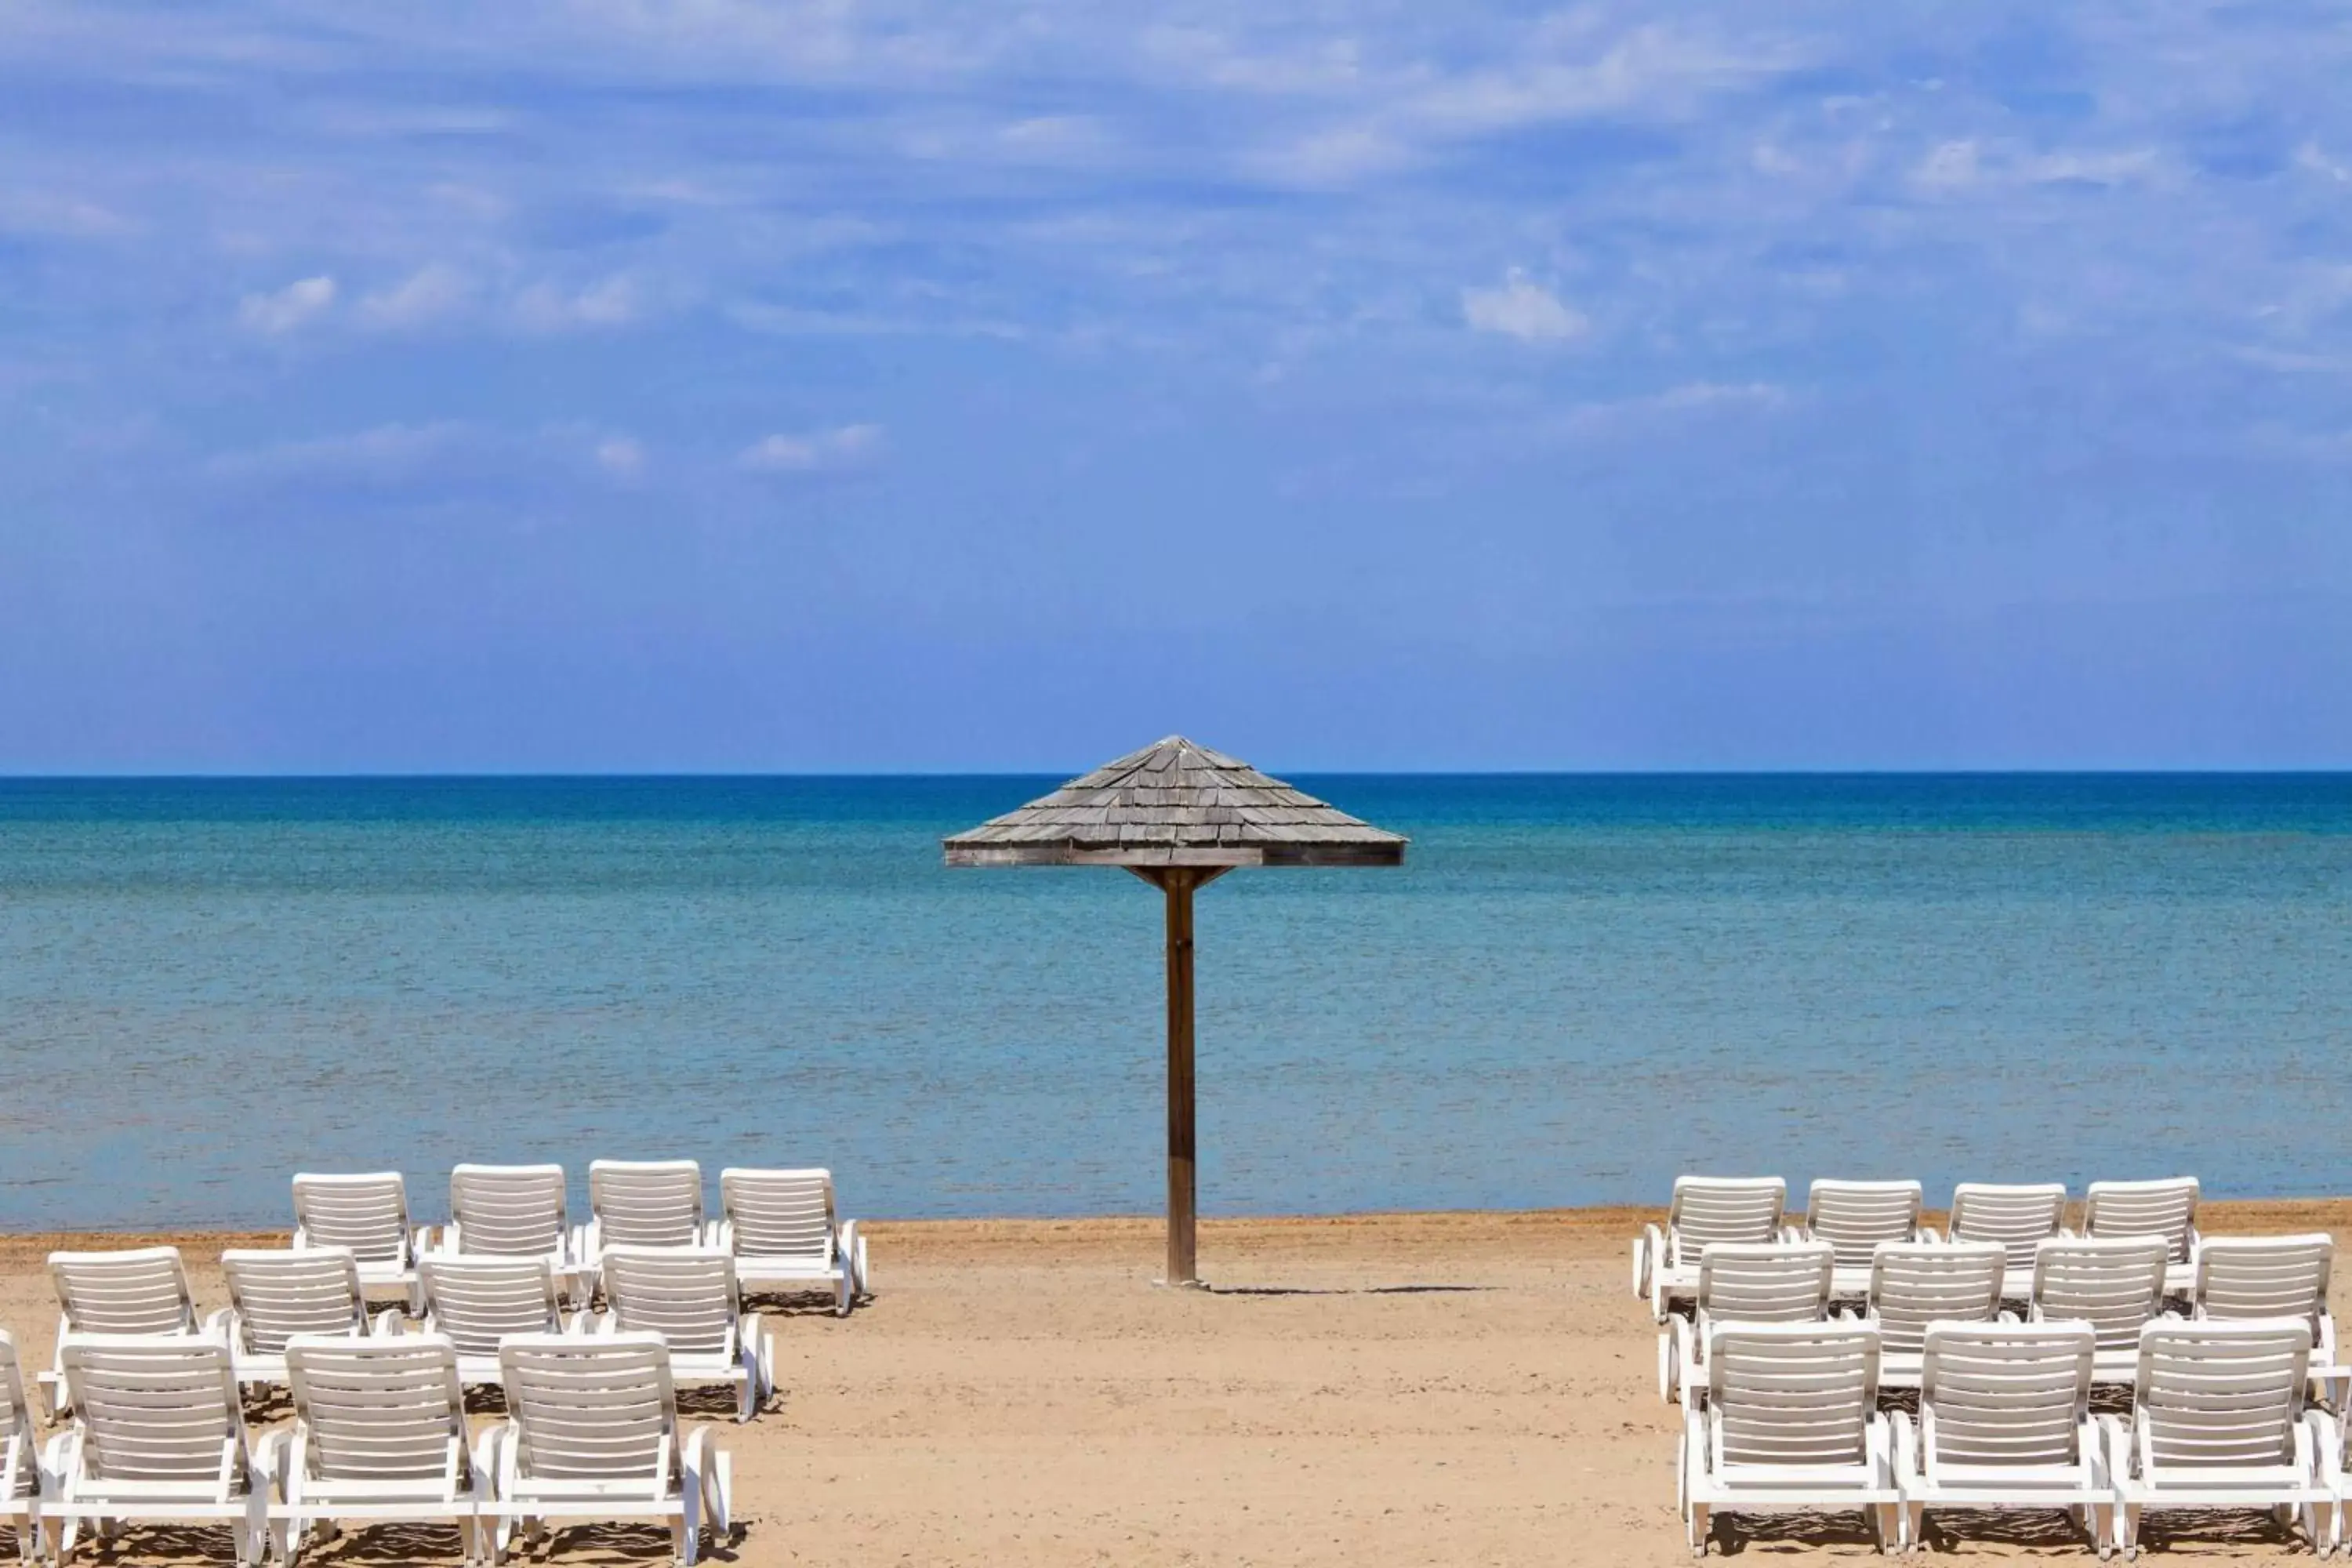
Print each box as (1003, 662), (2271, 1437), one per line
(943, 736), (1405, 1286)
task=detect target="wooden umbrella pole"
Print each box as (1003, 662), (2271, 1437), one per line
(1163, 867), (1198, 1286)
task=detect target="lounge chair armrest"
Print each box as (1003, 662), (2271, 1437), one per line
(2094, 1413), (2134, 1484)
(2313, 1406), (2345, 1483)
(1994, 1308), (2020, 1325)
(1887, 1408), (1918, 1488)
(291, 1225), (313, 1251)
(1865, 1410), (1894, 1489)
(1916, 1225), (1943, 1243)
(203, 1307), (237, 1344)
(1634, 1225), (1663, 1297)
(569, 1309), (615, 1336)
(1779, 1224), (1805, 1243)
(373, 1308), (407, 1336)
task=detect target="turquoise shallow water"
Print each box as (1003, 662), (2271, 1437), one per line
(2, 774), (2349, 1232)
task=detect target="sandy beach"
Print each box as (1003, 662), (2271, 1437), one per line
(9, 1200), (2351, 1566)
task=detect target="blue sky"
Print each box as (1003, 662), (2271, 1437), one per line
(4, 2), (2350, 771)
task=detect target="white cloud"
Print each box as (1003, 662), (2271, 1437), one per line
(738, 423), (885, 474)
(1559, 381), (1788, 438)
(514, 274), (639, 332)
(595, 435), (646, 477)
(1913, 140), (1981, 191)
(1461, 271), (1588, 343)
(205, 421), (465, 483)
(359, 264), (472, 329)
(237, 275), (336, 334)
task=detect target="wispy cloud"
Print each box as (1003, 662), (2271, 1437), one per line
(1462, 272), (1588, 343)
(738, 423), (885, 474)
(236, 275), (336, 334)
(514, 275), (641, 333)
(358, 264), (472, 330)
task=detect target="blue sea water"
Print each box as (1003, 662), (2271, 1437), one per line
(1, 774), (2348, 1232)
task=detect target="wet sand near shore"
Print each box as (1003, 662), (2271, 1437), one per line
(8, 1200), (2349, 1566)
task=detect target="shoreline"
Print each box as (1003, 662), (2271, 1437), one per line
(11, 1193), (2350, 1265)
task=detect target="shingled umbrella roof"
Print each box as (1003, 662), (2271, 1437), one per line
(946, 736), (1403, 1287)
(942, 735), (1405, 869)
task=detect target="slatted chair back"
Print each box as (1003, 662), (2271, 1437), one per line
(598, 1248), (740, 1358)
(2031, 1236), (2169, 1356)
(292, 1173), (416, 1266)
(590, 1161), (706, 1249)
(1706, 1322), (1879, 1470)
(417, 1257), (564, 1358)
(499, 1334), (681, 1484)
(720, 1168), (839, 1265)
(2082, 1177), (2200, 1263)
(1946, 1183), (2068, 1277)
(1662, 1177), (1786, 1269)
(2134, 1319), (2311, 1472)
(220, 1249), (367, 1355)
(284, 1334), (468, 1483)
(59, 1336), (244, 1483)
(1917, 1322), (2095, 1481)
(448, 1163), (569, 1259)
(1693, 1243), (1835, 1333)
(1803, 1180), (1923, 1272)
(0, 1331), (31, 1499)
(1865, 1242), (2004, 1357)
(48, 1247), (198, 1337)
(2194, 1235), (2332, 1334)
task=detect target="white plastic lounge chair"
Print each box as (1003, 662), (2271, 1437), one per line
(39, 1335), (267, 1566)
(265, 1334), (487, 1566)
(2101, 1319), (2328, 1558)
(2190, 1235), (2343, 1406)
(1679, 1320), (1899, 1557)
(1943, 1182), (2069, 1291)
(437, 1165), (583, 1303)
(42, 1247), (202, 1415)
(1661, 1241), (1835, 1406)
(585, 1248), (774, 1424)
(212, 1249), (374, 1392)
(1891, 1321), (2111, 1555)
(409, 1257), (566, 1388)
(583, 1161), (713, 1260)
(2081, 1178), (2200, 1297)
(1857, 1240), (2005, 1392)
(1798, 1180), (1923, 1298)
(292, 1172), (426, 1311)
(485, 1334), (732, 1567)
(1634, 1177), (1788, 1321)
(718, 1168), (866, 1316)
(2030, 1236), (2169, 1385)
(0, 1330), (39, 1562)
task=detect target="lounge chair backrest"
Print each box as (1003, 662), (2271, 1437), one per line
(448, 1163), (568, 1258)
(499, 1333), (680, 1482)
(2031, 1236), (2169, 1353)
(2082, 1177), (2199, 1262)
(59, 1336), (241, 1481)
(1693, 1243), (1835, 1329)
(1866, 1241), (2004, 1356)
(1946, 1183), (2067, 1276)
(589, 1160), (705, 1248)
(417, 1256), (563, 1356)
(47, 1247), (198, 1337)
(1705, 1321), (1878, 1468)
(220, 1247), (367, 1353)
(0, 1330), (29, 1472)
(598, 1247), (739, 1356)
(721, 1168), (838, 1264)
(285, 1334), (467, 1482)
(1663, 1177), (1785, 1268)
(2134, 1319), (2311, 1469)
(1918, 1322), (2094, 1477)
(1803, 1179), (1923, 1270)
(2194, 1235), (2332, 1331)
(292, 1172), (415, 1265)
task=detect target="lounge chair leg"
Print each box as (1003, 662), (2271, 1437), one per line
(1686, 1503), (1708, 1557)
(2120, 1503), (2140, 1560)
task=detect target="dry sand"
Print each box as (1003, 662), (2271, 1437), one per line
(9, 1200), (2352, 1566)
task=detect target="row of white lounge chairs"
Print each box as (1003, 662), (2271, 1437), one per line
(1642, 1175), (2352, 1557)
(1, 1329), (729, 1568)
(0, 1160), (869, 1566)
